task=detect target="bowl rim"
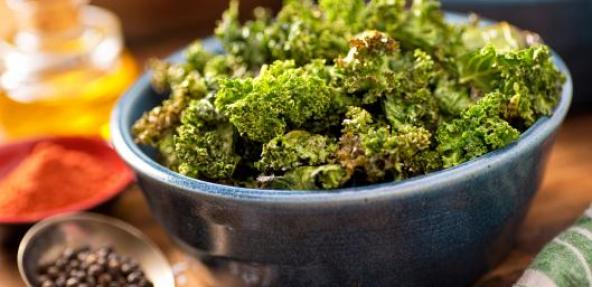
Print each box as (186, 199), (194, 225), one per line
(0, 136), (135, 224)
(111, 13), (573, 204)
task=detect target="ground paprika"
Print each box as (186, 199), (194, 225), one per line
(0, 142), (116, 217)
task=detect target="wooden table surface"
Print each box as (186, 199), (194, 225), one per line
(1, 38), (591, 286)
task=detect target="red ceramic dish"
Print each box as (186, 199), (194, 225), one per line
(0, 136), (135, 224)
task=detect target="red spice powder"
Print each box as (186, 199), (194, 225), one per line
(0, 142), (115, 217)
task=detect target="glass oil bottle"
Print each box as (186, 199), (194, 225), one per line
(0, 0), (138, 140)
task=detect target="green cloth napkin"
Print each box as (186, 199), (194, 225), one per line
(515, 207), (592, 287)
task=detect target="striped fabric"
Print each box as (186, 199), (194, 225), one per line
(515, 206), (592, 287)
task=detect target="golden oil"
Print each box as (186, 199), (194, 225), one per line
(0, 0), (138, 140)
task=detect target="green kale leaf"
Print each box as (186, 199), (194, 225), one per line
(335, 31), (400, 104)
(132, 71), (207, 146)
(338, 107), (433, 182)
(256, 130), (337, 172)
(436, 92), (521, 167)
(258, 164), (350, 190)
(174, 99), (240, 180)
(215, 60), (336, 142)
(458, 45), (565, 126)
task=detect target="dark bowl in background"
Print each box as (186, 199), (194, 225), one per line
(111, 13), (573, 287)
(443, 0), (592, 107)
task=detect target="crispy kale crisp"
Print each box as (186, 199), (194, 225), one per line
(132, 0), (565, 190)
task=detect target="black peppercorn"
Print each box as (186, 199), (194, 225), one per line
(35, 245), (153, 287)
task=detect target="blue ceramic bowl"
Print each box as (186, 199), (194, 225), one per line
(111, 15), (573, 287)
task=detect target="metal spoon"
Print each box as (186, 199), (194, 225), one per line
(17, 212), (175, 287)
